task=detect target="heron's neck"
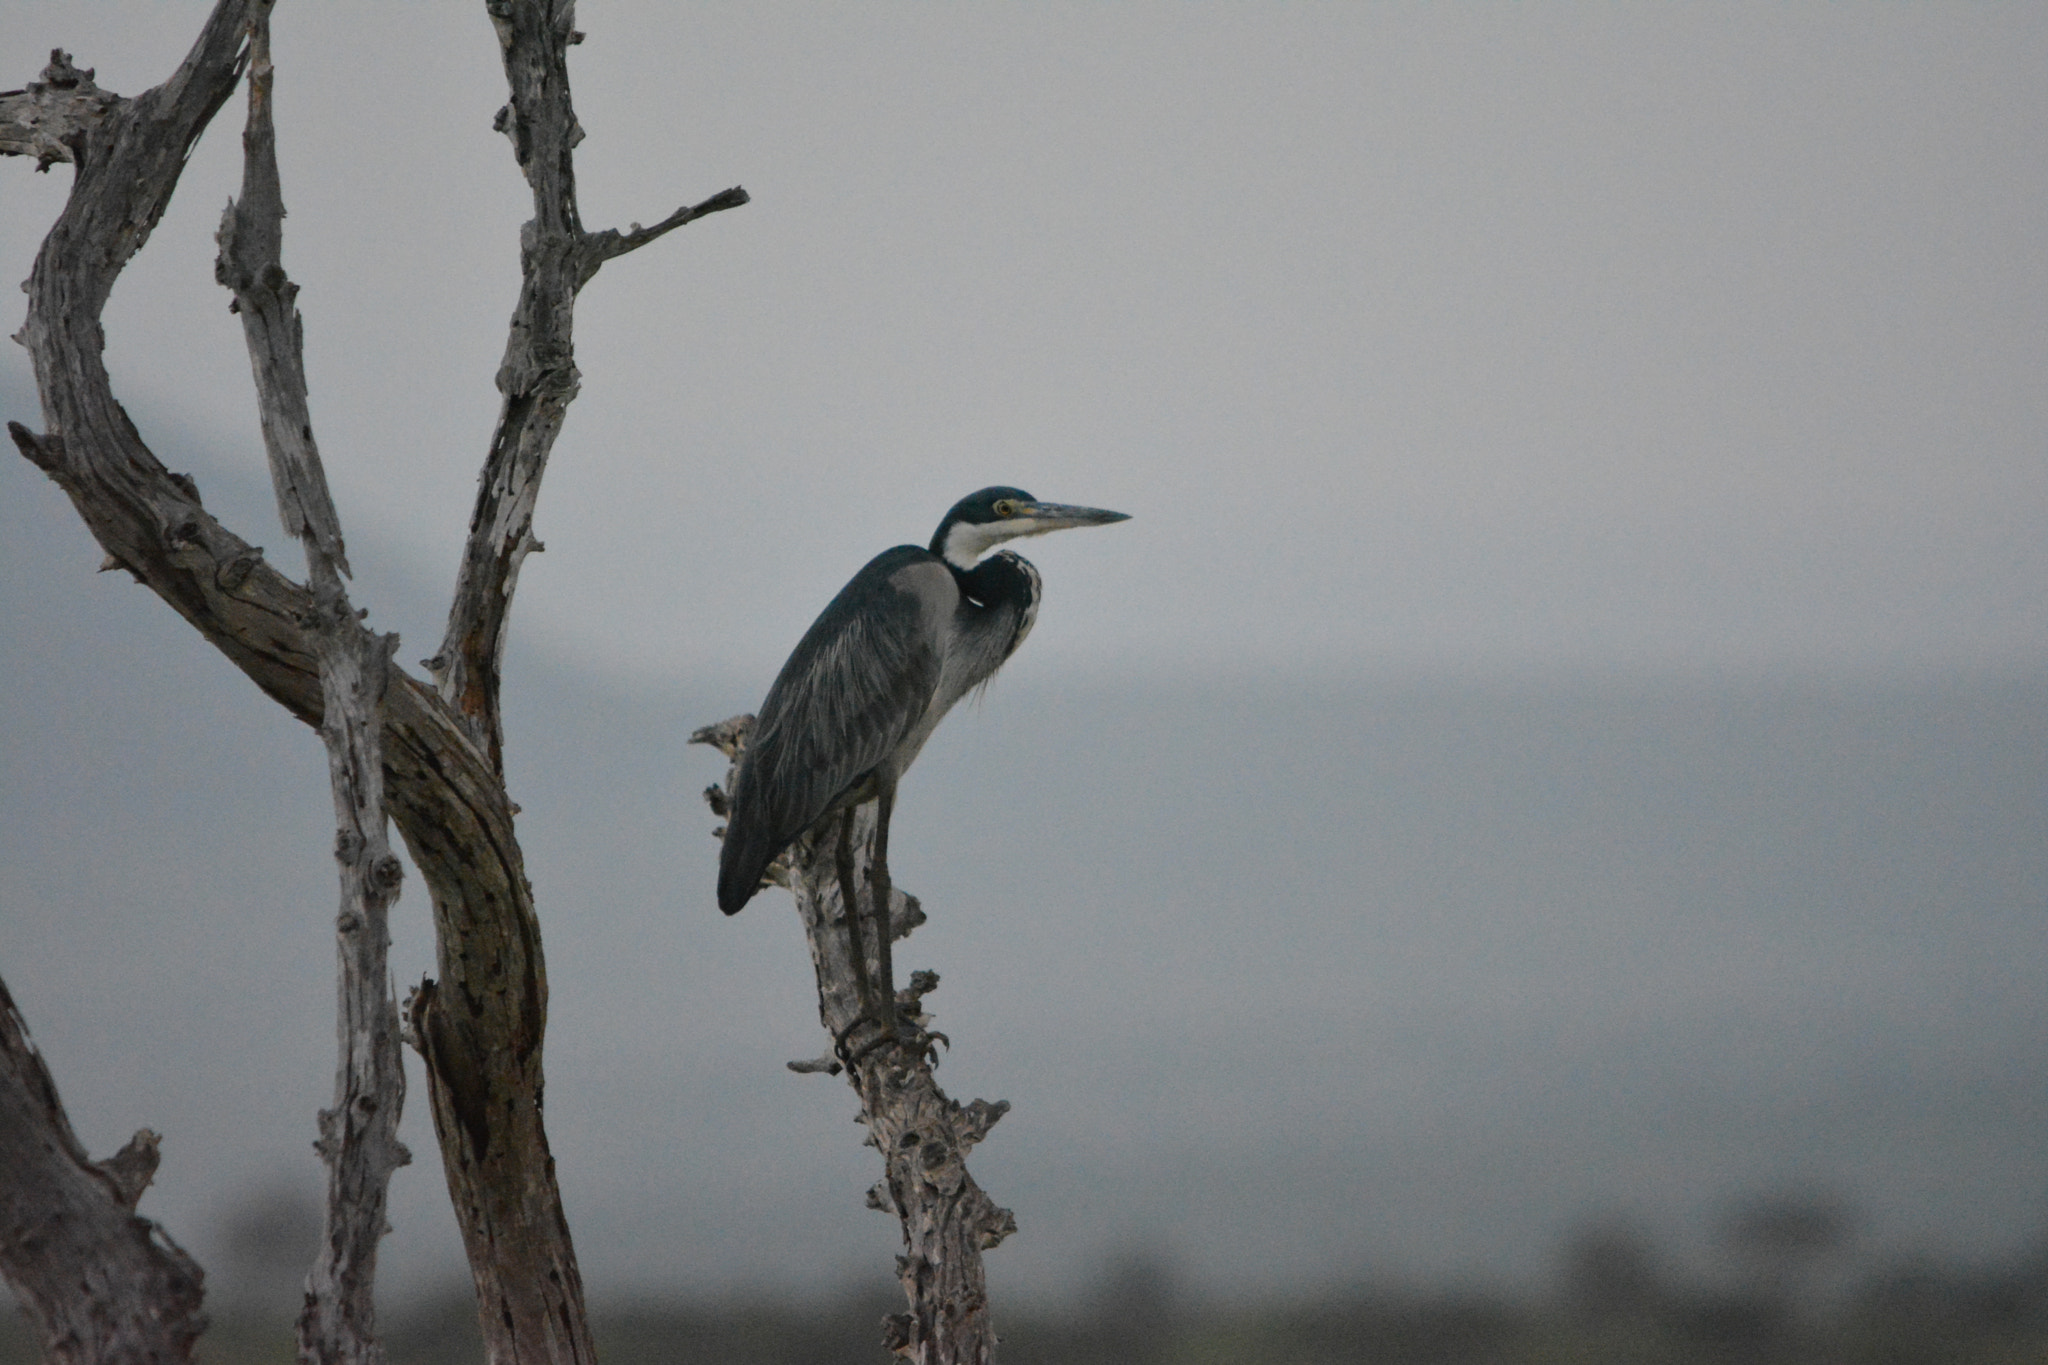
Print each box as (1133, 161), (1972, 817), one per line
(938, 517), (1020, 570)
(953, 548), (1041, 617)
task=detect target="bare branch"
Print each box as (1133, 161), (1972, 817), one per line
(0, 976), (208, 1365)
(214, 7), (349, 578)
(298, 613), (412, 1365)
(582, 185), (750, 271)
(0, 13), (252, 1356)
(432, 0), (748, 775)
(0, 51), (124, 171)
(7, 2), (602, 1358)
(697, 722), (1013, 1365)
(6, 410), (591, 1365)
(212, 7), (411, 1361)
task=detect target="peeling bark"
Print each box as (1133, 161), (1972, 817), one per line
(697, 719), (1015, 1365)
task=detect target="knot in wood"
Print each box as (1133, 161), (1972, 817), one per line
(215, 545), (263, 590)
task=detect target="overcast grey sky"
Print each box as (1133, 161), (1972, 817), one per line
(5, 0), (2048, 1313)
(5, 1), (2044, 685)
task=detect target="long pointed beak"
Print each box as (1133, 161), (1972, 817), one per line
(1015, 501), (1131, 532)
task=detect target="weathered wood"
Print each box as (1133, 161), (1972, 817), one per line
(7, 3), (745, 1360)
(429, 0), (746, 775)
(697, 719), (1015, 1365)
(213, 8), (410, 1362)
(296, 610), (412, 1365)
(0, 976), (208, 1365)
(0, 50), (125, 170)
(214, 6), (349, 579)
(6, 5), (593, 1361)
(0, 15), (250, 1361)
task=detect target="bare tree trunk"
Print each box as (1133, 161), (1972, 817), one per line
(213, 7), (411, 1361)
(0, 976), (208, 1365)
(696, 719), (1017, 1365)
(406, 5), (742, 1359)
(3, 3), (746, 1362)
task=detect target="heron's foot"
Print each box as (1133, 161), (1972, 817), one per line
(832, 1008), (946, 1068)
(831, 1011), (894, 1066)
(904, 1022), (949, 1064)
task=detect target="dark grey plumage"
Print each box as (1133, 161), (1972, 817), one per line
(717, 487), (1128, 917)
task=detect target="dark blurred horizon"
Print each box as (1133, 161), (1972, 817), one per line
(9, 1196), (2048, 1363)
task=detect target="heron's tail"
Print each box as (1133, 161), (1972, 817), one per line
(717, 808), (773, 915)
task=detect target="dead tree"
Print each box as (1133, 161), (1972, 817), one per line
(696, 720), (1017, 1365)
(0, 2), (744, 1362)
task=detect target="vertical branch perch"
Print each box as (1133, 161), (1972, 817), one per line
(695, 718), (1016, 1365)
(214, 5), (409, 1361)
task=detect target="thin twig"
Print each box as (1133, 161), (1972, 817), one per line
(582, 185), (749, 272)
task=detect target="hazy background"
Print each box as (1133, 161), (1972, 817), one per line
(3, 0), (2044, 1325)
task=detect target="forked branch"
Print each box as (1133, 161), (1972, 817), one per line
(430, 0), (746, 774)
(8, 3), (744, 1360)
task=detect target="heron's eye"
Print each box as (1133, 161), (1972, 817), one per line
(993, 499), (1017, 517)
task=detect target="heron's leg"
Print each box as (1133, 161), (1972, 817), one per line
(834, 808), (876, 1028)
(870, 779), (899, 1039)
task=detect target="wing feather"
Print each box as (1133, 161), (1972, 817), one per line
(717, 547), (952, 912)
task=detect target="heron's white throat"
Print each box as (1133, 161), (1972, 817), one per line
(940, 516), (1046, 570)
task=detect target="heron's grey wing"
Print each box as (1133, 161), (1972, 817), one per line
(719, 550), (952, 911)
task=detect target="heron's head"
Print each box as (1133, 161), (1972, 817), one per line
(930, 486), (1131, 570)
